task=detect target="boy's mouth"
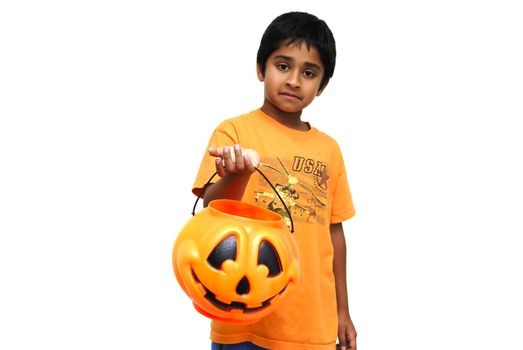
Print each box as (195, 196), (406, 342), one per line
(279, 91), (302, 100)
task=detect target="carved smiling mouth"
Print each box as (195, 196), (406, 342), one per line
(191, 269), (288, 313)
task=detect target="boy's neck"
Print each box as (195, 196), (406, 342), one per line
(260, 101), (310, 131)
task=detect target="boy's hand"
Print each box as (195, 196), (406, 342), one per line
(208, 145), (260, 178)
(337, 311), (357, 350)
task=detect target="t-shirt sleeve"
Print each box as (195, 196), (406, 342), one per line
(330, 144), (356, 223)
(192, 121), (239, 197)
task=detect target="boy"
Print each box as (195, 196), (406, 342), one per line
(192, 12), (357, 350)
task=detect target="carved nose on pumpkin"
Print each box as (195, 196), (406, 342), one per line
(236, 276), (250, 295)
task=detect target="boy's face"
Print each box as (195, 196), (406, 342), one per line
(257, 42), (327, 114)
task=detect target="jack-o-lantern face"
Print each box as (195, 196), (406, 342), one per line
(173, 199), (299, 324)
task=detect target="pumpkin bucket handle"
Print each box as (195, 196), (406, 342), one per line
(192, 168), (295, 233)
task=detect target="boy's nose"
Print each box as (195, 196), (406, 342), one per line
(286, 71), (301, 88)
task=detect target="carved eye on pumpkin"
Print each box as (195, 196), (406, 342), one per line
(207, 235), (237, 269)
(257, 240), (282, 277)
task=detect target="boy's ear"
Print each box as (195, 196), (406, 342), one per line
(316, 79), (329, 97)
(256, 63), (265, 82)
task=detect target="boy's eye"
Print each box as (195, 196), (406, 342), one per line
(304, 70), (316, 78)
(277, 63), (289, 71)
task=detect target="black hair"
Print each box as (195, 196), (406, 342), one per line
(256, 12), (336, 91)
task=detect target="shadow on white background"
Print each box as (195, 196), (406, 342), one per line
(1, 1), (522, 349)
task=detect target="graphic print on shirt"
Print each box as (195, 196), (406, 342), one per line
(254, 156), (329, 228)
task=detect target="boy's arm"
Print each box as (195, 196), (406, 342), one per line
(331, 222), (357, 350)
(202, 145), (259, 207)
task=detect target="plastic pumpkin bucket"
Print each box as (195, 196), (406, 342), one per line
(173, 198), (299, 324)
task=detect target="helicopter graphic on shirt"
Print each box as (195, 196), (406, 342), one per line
(254, 157), (327, 225)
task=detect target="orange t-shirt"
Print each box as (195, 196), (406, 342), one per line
(192, 109), (356, 349)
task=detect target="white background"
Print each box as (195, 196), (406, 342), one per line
(1, 0), (522, 349)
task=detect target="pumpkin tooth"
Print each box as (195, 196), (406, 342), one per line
(268, 293), (281, 305)
(196, 283), (206, 296)
(229, 308), (245, 315)
(215, 294), (232, 305)
(247, 301), (263, 308)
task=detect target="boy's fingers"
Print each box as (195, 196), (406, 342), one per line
(244, 155), (255, 173)
(233, 144), (245, 171)
(215, 158), (225, 177)
(348, 331), (357, 350)
(243, 148), (260, 168)
(222, 146), (236, 173)
(208, 147), (222, 157)
(339, 332), (347, 350)
(209, 145), (258, 174)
